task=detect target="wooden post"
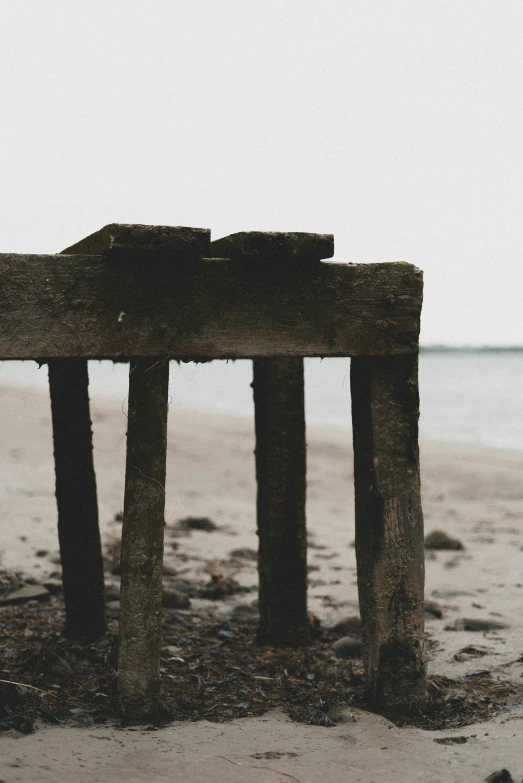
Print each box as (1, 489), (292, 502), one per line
(118, 357), (169, 723)
(252, 357), (309, 646)
(48, 359), (106, 639)
(350, 355), (427, 714)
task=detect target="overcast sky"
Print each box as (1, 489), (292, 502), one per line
(1, 1), (521, 346)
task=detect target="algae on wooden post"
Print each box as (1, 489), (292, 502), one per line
(350, 354), (427, 713)
(118, 358), (169, 723)
(253, 357), (309, 646)
(48, 358), (106, 640)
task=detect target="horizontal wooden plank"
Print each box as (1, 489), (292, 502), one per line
(0, 254), (422, 359)
(63, 224), (211, 259)
(210, 231), (334, 263)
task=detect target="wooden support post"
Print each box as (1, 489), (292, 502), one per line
(252, 357), (309, 646)
(48, 359), (106, 639)
(350, 355), (427, 714)
(118, 358), (169, 723)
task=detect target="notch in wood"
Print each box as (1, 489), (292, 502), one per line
(210, 231), (334, 263)
(62, 224), (211, 259)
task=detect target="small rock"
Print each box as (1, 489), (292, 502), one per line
(423, 601), (443, 619)
(433, 590), (475, 599)
(0, 585), (50, 606)
(332, 636), (363, 659)
(424, 529), (464, 550)
(231, 603), (259, 621)
(229, 547), (257, 561)
(330, 706), (394, 728)
(178, 516), (217, 532)
(163, 644), (182, 656)
(199, 574), (241, 599)
(309, 709), (337, 727)
(105, 584), (121, 602)
(43, 578), (63, 595)
(48, 553), (62, 565)
(35, 549), (48, 558)
(0, 729), (25, 739)
(454, 618), (510, 631)
(329, 615), (361, 636)
(48, 653), (73, 677)
(434, 736), (468, 745)
(170, 580), (192, 595)
(162, 564), (177, 577)
(453, 645), (493, 661)
(217, 628), (237, 640)
(485, 771), (514, 783)
(162, 589), (191, 609)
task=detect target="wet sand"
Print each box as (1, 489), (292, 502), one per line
(1, 385), (523, 782)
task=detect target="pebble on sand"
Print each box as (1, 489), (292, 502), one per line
(454, 618), (510, 631)
(485, 770), (514, 783)
(329, 615), (361, 636)
(332, 636), (363, 658)
(424, 529), (464, 551)
(0, 584), (50, 606)
(162, 588), (191, 609)
(177, 516), (218, 532)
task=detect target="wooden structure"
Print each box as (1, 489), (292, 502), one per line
(0, 224), (426, 720)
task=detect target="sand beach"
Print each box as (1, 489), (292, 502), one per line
(1, 384), (523, 782)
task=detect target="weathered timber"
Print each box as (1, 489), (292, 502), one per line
(48, 358), (106, 639)
(350, 355), (427, 713)
(253, 357), (309, 645)
(118, 358), (169, 723)
(63, 223), (210, 259)
(46, 234), (108, 639)
(0, 255), (422, 359)
(210, 231), (334, 264)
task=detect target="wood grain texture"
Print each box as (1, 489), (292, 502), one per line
(118, 358), (169, 723)
(350, 355), (427, 714)
(0, 255), (422, 359)
(253, 357), (309, 645)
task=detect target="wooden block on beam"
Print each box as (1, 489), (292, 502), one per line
(63, 223), (211, 259)
(210, 231), (334, 263)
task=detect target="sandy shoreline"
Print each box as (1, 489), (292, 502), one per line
(1, 385), (523, 782)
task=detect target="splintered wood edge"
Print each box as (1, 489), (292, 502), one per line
(210, 231), (334, 262)
(62, 224), (211, 258)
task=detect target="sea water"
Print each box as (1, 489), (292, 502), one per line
(1, 352), (522, 452)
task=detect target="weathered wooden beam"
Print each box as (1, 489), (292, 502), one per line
(118, 358), (169, 723)
(350, 355), (427, 714)
(210, 231), (334, 264)
(253, 357), (309, 646)
(47, 232), (108, 640)
(0, 255), (422, 359)
(48, 358), (106, 639)
(63, 223), (210, 259)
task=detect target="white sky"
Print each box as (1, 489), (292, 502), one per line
(1, 1), (521, 346)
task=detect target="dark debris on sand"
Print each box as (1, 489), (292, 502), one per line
(0, 567), (521, 734)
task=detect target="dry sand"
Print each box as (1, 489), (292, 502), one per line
(1, 385), (523, 782)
